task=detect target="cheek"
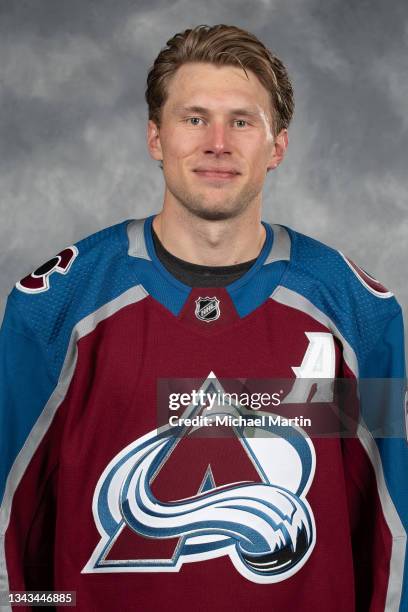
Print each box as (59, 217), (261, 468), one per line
(164, 129), (200, 160)
(247, 148), (270, 179)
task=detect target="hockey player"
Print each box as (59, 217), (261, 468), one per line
(1, 24), (406, 612)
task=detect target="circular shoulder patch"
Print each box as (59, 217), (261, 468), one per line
(16, 245), (79, 294)
(339, 251), (393, 298)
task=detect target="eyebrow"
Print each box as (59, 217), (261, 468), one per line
(172, 105), (261, 118)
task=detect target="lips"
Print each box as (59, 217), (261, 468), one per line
(194, 168), (240, 175)
(193, 168), (240, 179)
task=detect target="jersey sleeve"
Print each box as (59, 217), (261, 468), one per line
(360, 306), (408, 611)
(0, 292), (59, 602)
(340, 306), (407, 612)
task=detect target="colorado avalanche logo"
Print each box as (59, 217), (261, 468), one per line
(83, 373), (316, 583)
(195, 297), (221, 322)
(16, 246), (78, 294)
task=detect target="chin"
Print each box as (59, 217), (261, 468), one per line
(181, 197), (248, 222)
(191, 207), (240, 221)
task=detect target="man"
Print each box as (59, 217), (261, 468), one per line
(0, 24), (406, 612)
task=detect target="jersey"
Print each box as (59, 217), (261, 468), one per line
(0, 215), (407, 612)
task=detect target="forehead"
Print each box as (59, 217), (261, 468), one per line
(164, 62), (271, 115)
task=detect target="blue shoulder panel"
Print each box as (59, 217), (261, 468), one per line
(280, 226), (401, 366)
(9, 220), (150, 380)
(0, 219), (147, 506)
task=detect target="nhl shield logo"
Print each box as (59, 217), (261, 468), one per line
(195, 297), (221, 323)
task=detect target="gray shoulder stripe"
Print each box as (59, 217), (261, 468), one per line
(264, 224), (291, 265)
(272, 285), (358, 374)
(0, 284), (148, 602)
(74, 285), (148, 341)
(271, 284), (406, 612)
(127, 218), (151, 260)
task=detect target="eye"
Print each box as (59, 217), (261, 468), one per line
(234, 119), (248, 128)
(186, 117), (205, 126)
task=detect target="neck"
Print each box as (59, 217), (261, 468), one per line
(152, 201), (265, 267)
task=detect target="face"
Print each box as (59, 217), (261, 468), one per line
(147, 62), (288, 221)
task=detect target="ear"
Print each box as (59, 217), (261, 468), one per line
(267, 128), (289, 171)
(147, 119), (163, 161)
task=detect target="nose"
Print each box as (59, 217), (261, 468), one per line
(203, 121), (232, 157)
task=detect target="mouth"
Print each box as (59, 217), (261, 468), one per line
(193, 169), (240, 181)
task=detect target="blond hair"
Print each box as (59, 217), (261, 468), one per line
(145, 24), (294, 137)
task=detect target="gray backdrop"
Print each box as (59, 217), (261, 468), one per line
(1, 0), (407, 354)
